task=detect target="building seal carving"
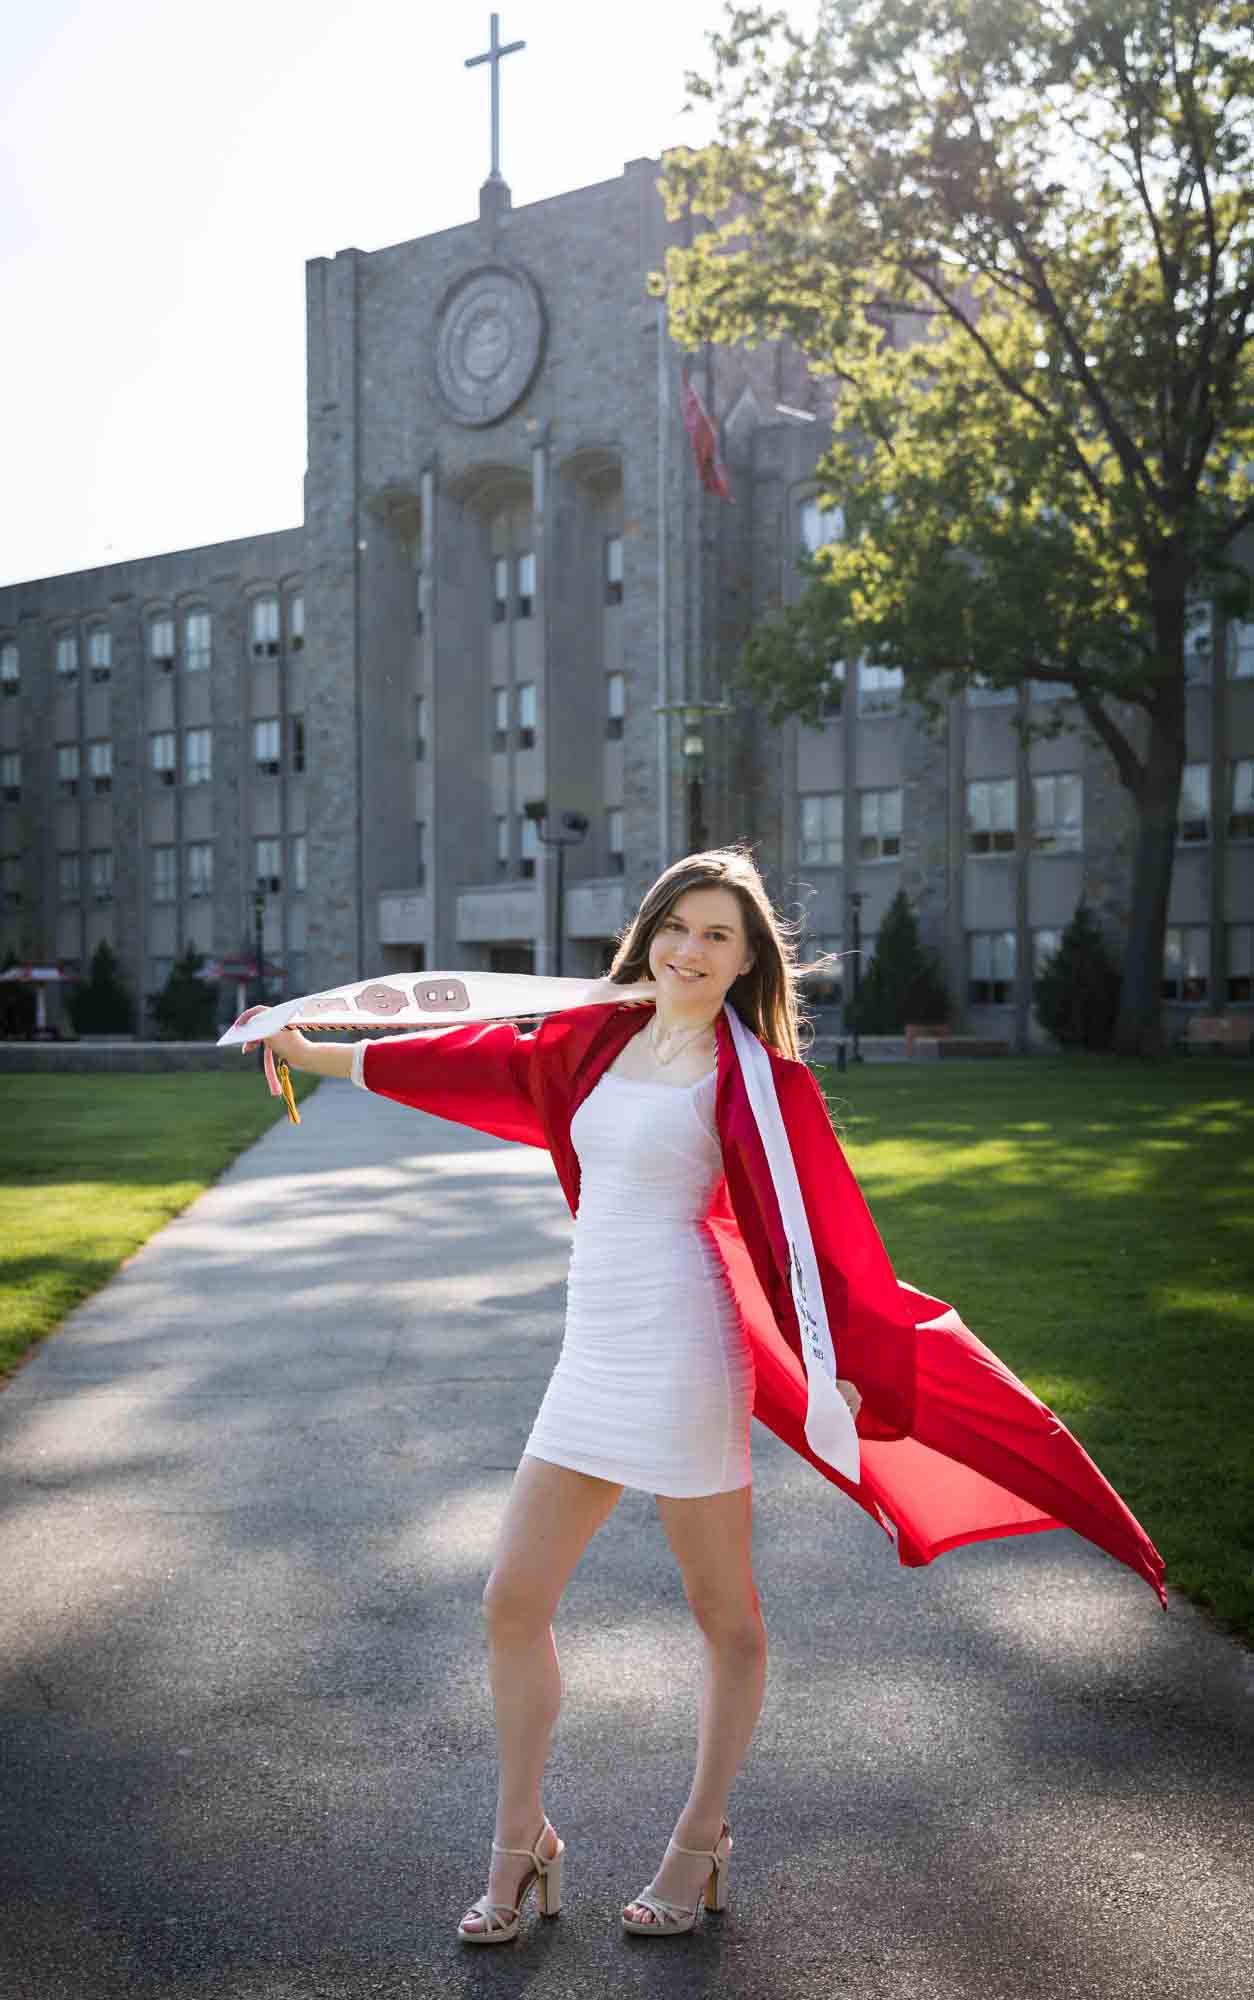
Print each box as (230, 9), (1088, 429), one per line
(433, 264), (545, 427)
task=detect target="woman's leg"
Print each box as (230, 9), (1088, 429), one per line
(461, 1453), (623, 1932)
(623, 1482), (767, 1923)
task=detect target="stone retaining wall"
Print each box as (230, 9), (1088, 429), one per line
(0, 1041), (247, 1074)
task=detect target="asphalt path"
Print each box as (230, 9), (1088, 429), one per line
(1, 1077), (1251, 2000)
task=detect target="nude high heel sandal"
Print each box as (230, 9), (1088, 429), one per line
(621, 1821), (733, 1936)
(457, 1818), (565, 1945)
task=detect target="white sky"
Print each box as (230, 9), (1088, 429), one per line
(0, 0), (728, 588)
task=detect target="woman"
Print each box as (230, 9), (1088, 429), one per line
(262, 845), (1165, 1945)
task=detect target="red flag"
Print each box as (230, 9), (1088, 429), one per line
(680, 368), (734, 501)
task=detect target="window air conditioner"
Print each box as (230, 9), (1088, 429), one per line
(258, 759), (280, 776)
(267, 875), (282, 892)
(160, 769), (176, 786)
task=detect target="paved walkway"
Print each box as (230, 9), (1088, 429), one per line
(1, 1078), (1251, 2000)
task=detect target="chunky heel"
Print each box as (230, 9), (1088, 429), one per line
(705, 1847), (730, 1913)
(458, 1818), (565, 1945)
(537, 1842), (564, 1917)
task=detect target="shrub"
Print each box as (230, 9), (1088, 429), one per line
(848, 889), (950, 1033)
(150, 944), (219, 1041)
(1033, 903), (1122, 1050)
(68, 941), (135, 1036)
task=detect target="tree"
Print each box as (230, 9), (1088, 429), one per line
(847, 889), (950, 1034)
(150, 943), (218, 1041)
(0, 950), (36, 1039)
(68, 940), (134, 1035)
(660, 0), (1254, 1056)
(1034, 903), (1123, 1050)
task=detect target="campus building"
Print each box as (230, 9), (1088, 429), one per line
(2, 150), (1252, 1044)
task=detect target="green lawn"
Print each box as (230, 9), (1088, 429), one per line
(814, 1053), (1254, 1640)
(0, 1071), (317, 1379)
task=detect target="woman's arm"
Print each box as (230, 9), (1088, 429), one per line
(262, 1026), (353, 1080)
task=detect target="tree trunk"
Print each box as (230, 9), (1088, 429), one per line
(1113, 704), (1186, 1059)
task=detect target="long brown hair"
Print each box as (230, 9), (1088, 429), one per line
(607, 844), (840, 1060)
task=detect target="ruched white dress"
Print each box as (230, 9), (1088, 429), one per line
(523, 1066), (755, 1496)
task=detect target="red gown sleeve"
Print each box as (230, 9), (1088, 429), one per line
(360, 1021), (547, 1149)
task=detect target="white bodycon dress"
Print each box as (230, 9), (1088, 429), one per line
(523, 1066), (755, 1496)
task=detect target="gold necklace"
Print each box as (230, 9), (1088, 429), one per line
(648, 1014), (714, 1066)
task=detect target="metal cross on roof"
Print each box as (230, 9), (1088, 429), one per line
(465, 13), (526, 187)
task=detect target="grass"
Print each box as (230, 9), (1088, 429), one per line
(0, 1070), (317, 1379)
(812, 1053), (1254, 1641)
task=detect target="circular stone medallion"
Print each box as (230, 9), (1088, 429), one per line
(433, 264), (545, 428)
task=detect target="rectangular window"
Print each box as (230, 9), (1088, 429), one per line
(253, 718), (281, 775)
(968, 929), (1016, 1005)
(967, 777), (1016, 854)
(152, 845), (177, 903)
(88, 739), (113, 794)
(605, 536), (624, 606)
(492, 686), (509, 752)
(1183, 597), (1212, 684)
(90, 849), (113, 902)
(58, 851), (81, 901)
(148, 617), (175, 670)
(55, 632), (79, 683)
(88, 627), (111, 683)
(1228, 759), (1254, 840)
(607, 806), (624, 874)
(1032, 772), (1082, 853)
(1178, 761), (1210, 843)
(967, 675), (1017, 706)
(606, 670), (624, 740)
(254, 838), (281, 891)
(859, 787), (902, 861)
(495, 813), (509, 878)
(1, 640), (18, 695)
(415, 819), (426, 889)
(184, 608), (212, 672)
(1229, 618), (1254, 679)
(492, 557), (509, 624)
(185, 728), (212, 787)
(290, 834), (306, 893)
(251, 597), (280, 657)
(517, 681), (536, 749)
(288, 593), (304, 652)
(187, 843), (213, 899)
(800, 497), (843, 553)
(57, 743), (81, 797)
(1030, 676), (1076, 702)
(2, 855), (24, 909)
(857, 662), (903, 716)
(1, 750), (19, 802)
(290, 715), (306, 775)
(1227, 923), (1254, 1004)
(516, 551), (536, 619)
(415, 694), (426, 762)
(1162, 925), (1209, 1004)
(151, 732), (177, 784)
(519, 815), (538, 879)
(799, 792), (843, 866)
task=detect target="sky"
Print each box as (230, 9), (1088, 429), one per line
(0, 0), (732, 589)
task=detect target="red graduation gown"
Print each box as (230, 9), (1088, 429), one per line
(362, 1001), (1167, 1606)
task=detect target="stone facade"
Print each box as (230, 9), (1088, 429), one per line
(2, 158), (1252, 1045)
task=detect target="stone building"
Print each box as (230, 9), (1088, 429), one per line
(1, 153), (1251, 1043)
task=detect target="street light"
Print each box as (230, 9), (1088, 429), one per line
(523, 804), (588, 976)
(654, 700), (733, 853)
(852, 896), (864, 1072)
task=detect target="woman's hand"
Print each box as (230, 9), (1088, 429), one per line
(836, 1378), (863, 1420)
(263, 1026), (311, 1066)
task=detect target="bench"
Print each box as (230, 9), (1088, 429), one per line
(904, 1022), (951, 1058)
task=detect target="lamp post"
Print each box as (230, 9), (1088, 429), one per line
(252, 883), (266, 1011)
(849, 890), (864, 1064)
(524, 805), (589, 976)
(653, 700), (733, 853)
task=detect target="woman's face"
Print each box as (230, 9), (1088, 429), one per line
(646, 886), (754, 1008)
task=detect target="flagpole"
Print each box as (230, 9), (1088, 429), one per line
(656, 293), (671, 872)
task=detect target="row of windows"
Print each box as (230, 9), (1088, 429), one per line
(6, 722), (308, 800)
(0, 596), (304, 696)
(404, 808), (624, 891)
(797, 764), (1254, 867)
(43, 837), (308, 907)
(485, 538), (624, 626)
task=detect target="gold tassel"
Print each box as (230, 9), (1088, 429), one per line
(278, 1058), (301, 1125)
